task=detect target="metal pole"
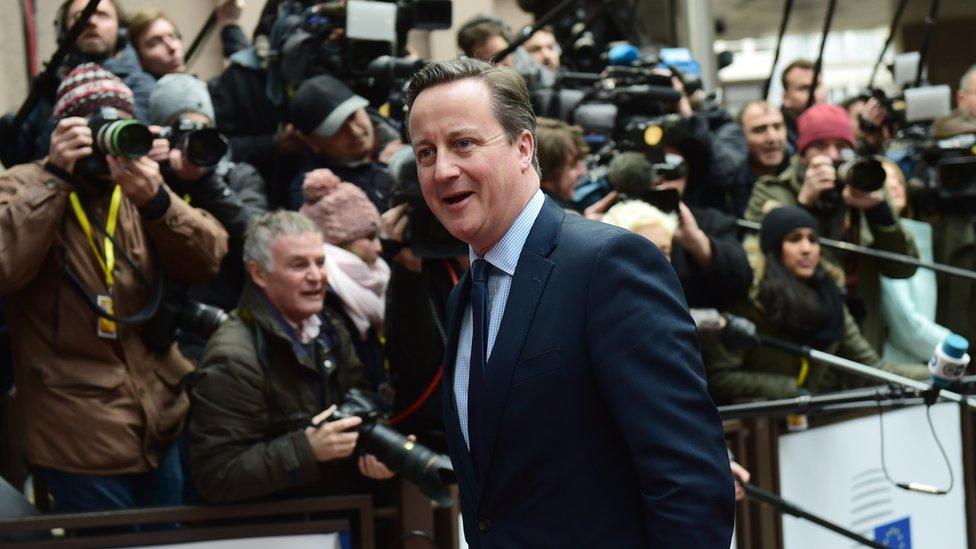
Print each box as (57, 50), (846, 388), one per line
(868, 0), (910, 88)
(763, 0), (795, 100)
(914, 0), (942, 87)
(682, 0), (717, 92)
(805, 0), (838, 111)
(736, 219), (976, 283)
(184, 10), (218, 67)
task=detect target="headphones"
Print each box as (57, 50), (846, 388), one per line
(54, 0), (128, 53)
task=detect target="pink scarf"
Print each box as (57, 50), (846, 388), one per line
(323, 243), (390, 339)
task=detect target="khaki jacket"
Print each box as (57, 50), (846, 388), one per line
(0, 161), (228, 474)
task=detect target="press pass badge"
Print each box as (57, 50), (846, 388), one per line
(97, 294), (118, 339)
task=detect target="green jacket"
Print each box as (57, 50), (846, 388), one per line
(704, 264), (929, 405)
(188, 284), (368, 502)
(746, 156), (919, 351)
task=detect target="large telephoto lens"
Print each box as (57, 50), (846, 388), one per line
(838, 157), (886, 193)
(96, 118), (153, 158)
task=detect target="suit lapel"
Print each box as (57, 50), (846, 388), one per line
(476, 198), (564, 498)
(441, 273), (478, 495)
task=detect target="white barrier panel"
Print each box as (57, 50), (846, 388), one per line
(136, 533), (341, 549)
(778, 403), (966, 549)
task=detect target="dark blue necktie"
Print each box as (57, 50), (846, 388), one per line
(468, 258), (490, 469)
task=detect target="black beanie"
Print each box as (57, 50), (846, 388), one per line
(760, 206), (820, 254)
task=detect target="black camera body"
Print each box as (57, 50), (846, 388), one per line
(161, 120), (229, 169)
(324, 389), (455, 505)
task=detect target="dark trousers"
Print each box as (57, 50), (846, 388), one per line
(38, 443), (183, 529)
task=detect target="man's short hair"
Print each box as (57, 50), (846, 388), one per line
(737, 99), (780, 126)
(537, 117), (588, 182)
(243, 211), (322, 272)
(456, 15), (510, 57)
(128, 7), (179, 51)
(960, 64), (976, 92)
(406, 57), (541, 176)
(780, 59), (815, 90)
(56, 0), (127, 41)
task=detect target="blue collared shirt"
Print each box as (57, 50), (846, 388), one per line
(454, 189), (546, 448)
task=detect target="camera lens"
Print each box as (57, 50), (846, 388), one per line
(97, 119), (153, 158)
(839, 157), (886, 193)
(182, 129), (229, 168)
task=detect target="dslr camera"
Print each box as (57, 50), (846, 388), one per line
(318, 388), (455, 505)
(74, 107), (154, 182)
(159, 119), (229, 169)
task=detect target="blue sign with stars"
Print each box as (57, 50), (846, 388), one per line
(874, 516), (911, 549)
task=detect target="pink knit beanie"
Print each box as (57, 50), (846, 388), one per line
(299, 169), (381, 246)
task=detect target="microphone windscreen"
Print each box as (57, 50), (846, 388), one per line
(607, 151), (656, 196)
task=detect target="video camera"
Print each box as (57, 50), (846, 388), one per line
(317, 388), (455, 505)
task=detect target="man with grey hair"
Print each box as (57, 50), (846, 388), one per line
(188, 210), (397, 503)
(957, 64), (976, 118)
(406, 57), (733, 547)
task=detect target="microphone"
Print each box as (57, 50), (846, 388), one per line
(928, 333), (970, 389)
(607, 43), (640, 66)
(607, 151), (655, 197)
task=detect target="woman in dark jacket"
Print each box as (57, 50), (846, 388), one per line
(705, 206), (928, 404)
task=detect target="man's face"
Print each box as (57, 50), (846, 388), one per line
(303, 108), (374, 162)
(249, 231), (327, 325)
(524, 30), (560, 71)
(957, 72), (976, 118)
(136, 18), (185, 76)
(409, 78), (538, 255)
(473, 35), (513, 67)
(802, 138), (850, 165)
(782, 67), (826, 111)
(741, 104), (786, 170)
(66, 0), (118, 56)
(547, 140), (584, 201)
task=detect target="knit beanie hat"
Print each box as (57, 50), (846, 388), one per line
(796, 104), (855, 155)
(299, 169), (381, 246)
(760, 206), (820, 254)
(53, 63), (134, 120)
(286, 74), (369, 137)
(149, 73), (216, 125)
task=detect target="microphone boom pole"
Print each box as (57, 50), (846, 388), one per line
(743, 483), (887, 548)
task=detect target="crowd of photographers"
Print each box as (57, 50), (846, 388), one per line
(0, 0), (972, 528)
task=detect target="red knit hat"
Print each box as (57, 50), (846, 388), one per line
(299, 169), (381, 246)
(53, 63), (135, 120)
(796, 103), (855, 155)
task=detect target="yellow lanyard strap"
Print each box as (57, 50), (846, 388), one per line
(68, 185), (123, 289)
(797, 357), (811, 388)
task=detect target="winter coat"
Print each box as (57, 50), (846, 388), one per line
(673, 205), (753, 310)
(0, 161), (228, 474)
(188, 284), (369, 503)
(746, 156), (919, 352)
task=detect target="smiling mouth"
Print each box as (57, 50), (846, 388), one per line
(444, 191), (474, 206)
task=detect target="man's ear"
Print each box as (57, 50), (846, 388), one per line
(248, 260), (268, 290)
(517, 129), (535, 173)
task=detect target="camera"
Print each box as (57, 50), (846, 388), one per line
(160, 119), (229, 169)
(141, 279), (229, 354)
(321, 388), (455, 505)
(837, 156), (887, 194)
(72, 107), (154, 183)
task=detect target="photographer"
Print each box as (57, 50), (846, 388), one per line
(1, 0), (156, 168)
(148, 73), (269, 359)
(779, 59), (827, 151)
(746, 103), (919, 352)
(708, 100), (790, 218)
(188, 211), (395, 503)
(0, 63), (227, 513)
(283, 75), (403, 213)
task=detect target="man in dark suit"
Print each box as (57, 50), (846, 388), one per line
(406, 57), (734, 548)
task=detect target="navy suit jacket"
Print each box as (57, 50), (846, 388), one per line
(442, 198), (735, 548)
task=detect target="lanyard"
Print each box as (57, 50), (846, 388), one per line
(68, 185), (123, 290)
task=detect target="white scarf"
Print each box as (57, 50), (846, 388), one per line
(324, 243), (390, 339)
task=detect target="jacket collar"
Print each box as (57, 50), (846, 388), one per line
(237, 283), (320, 371)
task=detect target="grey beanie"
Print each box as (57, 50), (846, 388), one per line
(149, 73), (215, 126)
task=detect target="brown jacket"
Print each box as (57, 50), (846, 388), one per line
(0, 161), (228, 475)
